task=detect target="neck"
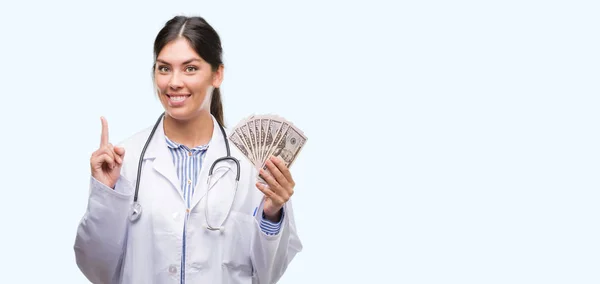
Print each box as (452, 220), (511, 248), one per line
(163, 112), (214, 148)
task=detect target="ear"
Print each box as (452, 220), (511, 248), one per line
(212, 64), (224, 88)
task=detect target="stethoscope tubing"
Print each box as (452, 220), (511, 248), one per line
(129, 112), (241, 229)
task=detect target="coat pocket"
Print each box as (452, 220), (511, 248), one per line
(221, 212), (254, 276)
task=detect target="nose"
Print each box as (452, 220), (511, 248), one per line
(168, 71), (183, 89)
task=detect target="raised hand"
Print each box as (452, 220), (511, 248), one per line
(90, 117), (125, 189)
(256, 156), (295, 222)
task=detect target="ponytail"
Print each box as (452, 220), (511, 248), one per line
(210, 87), (225, 127)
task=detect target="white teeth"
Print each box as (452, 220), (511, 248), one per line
(170, 96), (187, 102)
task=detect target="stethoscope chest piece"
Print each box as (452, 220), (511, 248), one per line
(130, 202), (142, 222)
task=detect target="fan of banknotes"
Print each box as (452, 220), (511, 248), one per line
(228, 114), (307, 177)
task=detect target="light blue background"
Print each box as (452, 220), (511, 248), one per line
(0, 0), (598, 283)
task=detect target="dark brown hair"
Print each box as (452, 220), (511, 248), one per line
(152, 16), (225, 126)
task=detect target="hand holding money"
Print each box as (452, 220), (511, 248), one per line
(228, 114), (307, 220)
(257, 155), (296, 221)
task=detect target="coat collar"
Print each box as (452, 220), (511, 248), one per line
(142, 113), (233, 209)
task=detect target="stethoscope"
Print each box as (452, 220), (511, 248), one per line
(129, 112), (241, 232)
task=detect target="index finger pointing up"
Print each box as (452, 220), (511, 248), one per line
(100, 116), (109, 146)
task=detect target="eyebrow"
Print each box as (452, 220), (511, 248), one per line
(156, 58), (202, 65)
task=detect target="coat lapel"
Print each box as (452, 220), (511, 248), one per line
(142, 115), (184, 202)
(189, 116), (233, 211)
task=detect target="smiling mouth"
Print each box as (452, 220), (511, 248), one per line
(167, 94), (191, 102)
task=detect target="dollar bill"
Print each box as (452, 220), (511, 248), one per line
(262, 122), (305, 169)
(239, 123), (255, 163)
(260, 118), (269, 162)
(228, 131), (251, 164)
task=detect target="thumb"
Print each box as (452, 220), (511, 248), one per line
(114, 146), (126, 156)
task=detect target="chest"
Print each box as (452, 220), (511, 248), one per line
(133, 157), (258, 232)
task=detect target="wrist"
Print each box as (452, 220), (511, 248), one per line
(263, 208), (282, 223)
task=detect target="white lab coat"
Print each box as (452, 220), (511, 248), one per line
(74, 115), (303, 284)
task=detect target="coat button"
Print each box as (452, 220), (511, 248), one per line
(169, 265), (177, 274)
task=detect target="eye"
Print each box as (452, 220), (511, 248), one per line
(157, 66), (170, 72)
(185, 66), (198, 72)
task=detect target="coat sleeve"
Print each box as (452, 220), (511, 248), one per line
(250, 197), (303, 284)
(73, 175), (134, 284)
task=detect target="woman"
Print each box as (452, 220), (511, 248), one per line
(74, 15), (302, 284)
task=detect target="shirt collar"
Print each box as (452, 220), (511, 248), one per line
(165, 135), (209, 152)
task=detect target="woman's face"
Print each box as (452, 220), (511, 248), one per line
(154, 37), (223, 121)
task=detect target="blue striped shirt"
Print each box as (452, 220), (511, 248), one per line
(165, 136), (283, 282)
